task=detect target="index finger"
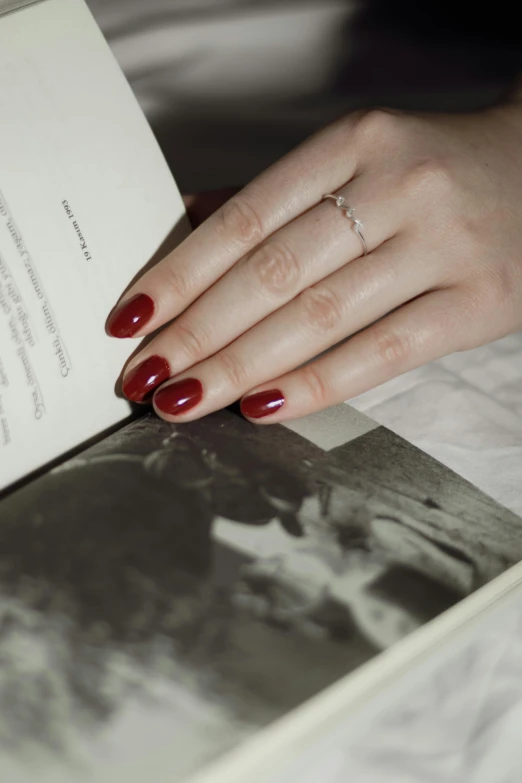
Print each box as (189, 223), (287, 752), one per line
(106, 114), (362, 339)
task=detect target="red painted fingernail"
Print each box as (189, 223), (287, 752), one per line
(154, 378), (203, 415)
(106, 294), (155, 338)
(240, 389), (285, 419)
(123, 355), (170, 403)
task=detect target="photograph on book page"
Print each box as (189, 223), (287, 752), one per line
(0, 405), (521, 782)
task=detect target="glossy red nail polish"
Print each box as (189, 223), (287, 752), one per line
(154, 378), (203, 415)
(106, 293), (155, 338)
(240, 389), (285, 419)
(123, 355), (170, 402)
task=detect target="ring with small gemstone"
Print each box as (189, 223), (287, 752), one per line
(323, 194), (368, 256)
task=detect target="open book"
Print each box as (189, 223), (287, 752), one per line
(1, 2), (522, 781)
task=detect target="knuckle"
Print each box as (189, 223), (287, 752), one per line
(453, 289), (484, 337)
(454, 282), (503, 351)
(159, 263), (190, 302)
(373, 326), (414, 368)
(298, 285), (345, 334)
(404, 158), (454, 200)
(301, 363), (330, 407)
(430, 303), (462, 341)
(216, 195), (264, 247)
(456, 222), (482, 260)
(217, 351), (250, 389)
(475, 265), (513, 313)
(354, 108), (403, 144)
(432, 296), (472, 351)
(247, 240), (301, 298)
(176, 320), (209, 361)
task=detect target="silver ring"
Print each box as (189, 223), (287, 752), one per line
(324, 194), (368, 256)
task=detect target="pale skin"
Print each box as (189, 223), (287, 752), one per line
(107, 90), (522, 423)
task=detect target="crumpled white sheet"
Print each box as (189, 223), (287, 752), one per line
(88, 1), (522, 778)
(351, 334), (522, 518)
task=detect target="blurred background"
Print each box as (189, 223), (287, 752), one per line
(87, 0), (522, 192)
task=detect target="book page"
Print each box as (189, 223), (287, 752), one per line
(0, 0), (188, 491)
(0, 405), (521, 782)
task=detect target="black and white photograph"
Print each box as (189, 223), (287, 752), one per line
(1, 407), (521, 782)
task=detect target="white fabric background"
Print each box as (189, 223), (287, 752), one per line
(87, 1), (522, 779)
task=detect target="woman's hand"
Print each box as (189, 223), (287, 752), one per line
(107, 102), (522, 423)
